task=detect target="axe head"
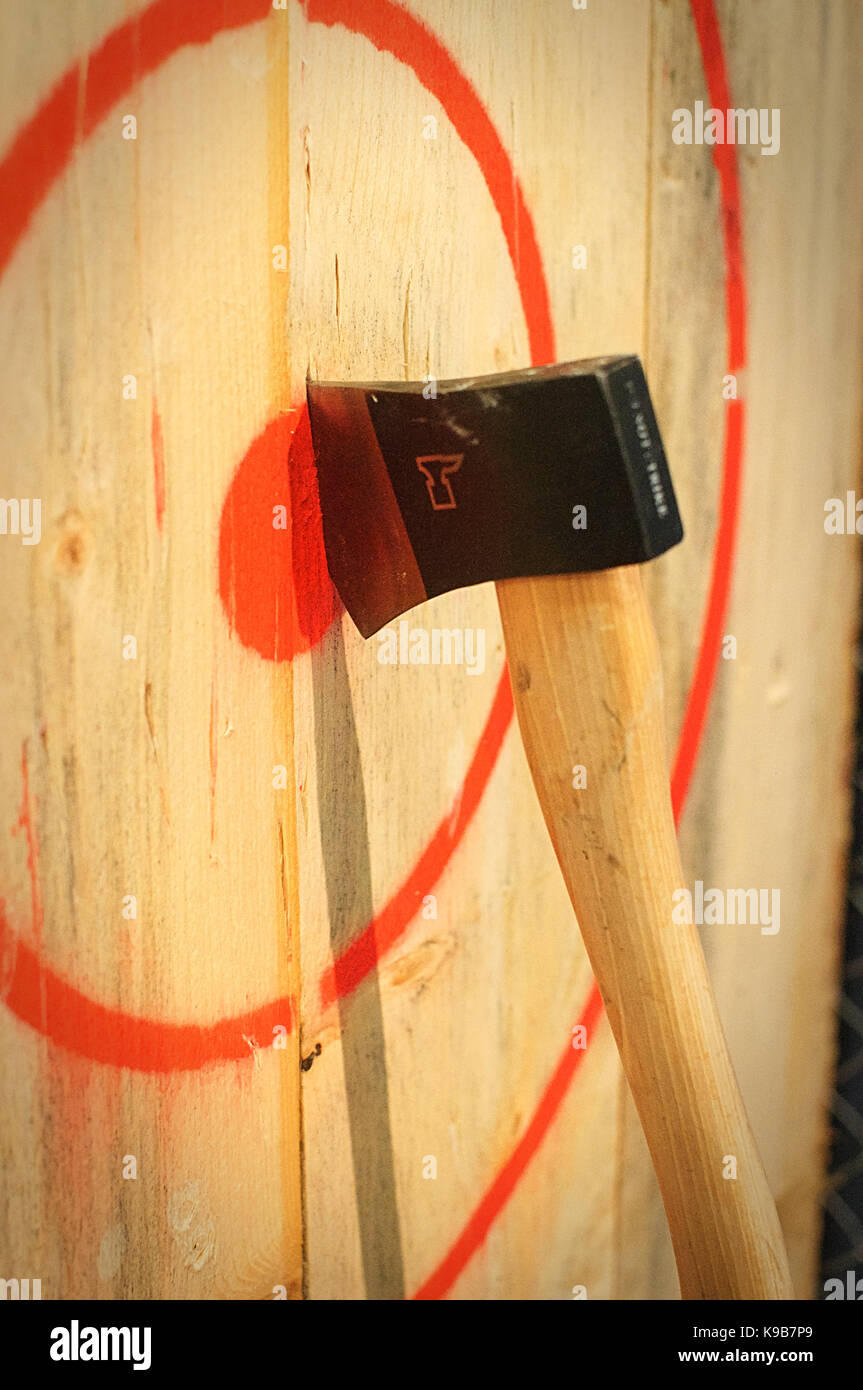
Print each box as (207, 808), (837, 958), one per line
(306, 355), (683, 638)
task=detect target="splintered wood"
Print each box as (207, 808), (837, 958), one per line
(0, 0), (861, 1300)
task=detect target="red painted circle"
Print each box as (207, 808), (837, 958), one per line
(0, 0), (549, 1066)
(0, 0), (745, 1301)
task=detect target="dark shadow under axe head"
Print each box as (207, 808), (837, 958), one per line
(306, 354), (683, 638)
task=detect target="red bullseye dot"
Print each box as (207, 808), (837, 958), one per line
(218, 405), (341, 661)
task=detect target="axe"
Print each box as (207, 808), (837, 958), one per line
(306, 355), (793, 1300)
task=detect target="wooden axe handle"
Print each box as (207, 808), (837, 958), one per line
(495, 565), (793, 1300)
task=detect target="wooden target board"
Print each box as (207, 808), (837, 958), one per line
(0, 0), (861, 1300)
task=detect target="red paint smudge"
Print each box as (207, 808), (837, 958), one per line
(10, 742), (45, 1033)
(208, 670), (218, 849)
(218, 406), (340, 662)
(13, 742), (43, 943)
(151, 401), (166, 531)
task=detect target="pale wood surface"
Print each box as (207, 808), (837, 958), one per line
(0, 0), (861, 1300)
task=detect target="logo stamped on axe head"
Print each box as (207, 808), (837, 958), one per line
(416, 454), (463, 510)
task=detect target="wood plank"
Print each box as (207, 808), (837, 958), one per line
(644, 0), (863, 1297)
(0, 4), (303, 1299)
(291, 0), (653, 1301)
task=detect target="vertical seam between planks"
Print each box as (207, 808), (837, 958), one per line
(266, 6), (307, 1301)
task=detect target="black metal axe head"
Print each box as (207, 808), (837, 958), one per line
(305, 355), (683, 638)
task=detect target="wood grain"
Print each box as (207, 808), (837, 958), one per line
(497, 565), (793, 1299)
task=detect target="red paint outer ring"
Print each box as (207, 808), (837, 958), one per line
(0, 0), (745, 1299)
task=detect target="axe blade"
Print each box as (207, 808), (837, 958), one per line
(306, 355), (683, 637)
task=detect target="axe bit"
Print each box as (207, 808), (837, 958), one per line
(306, 355), (793, 1301)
